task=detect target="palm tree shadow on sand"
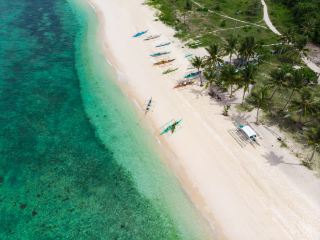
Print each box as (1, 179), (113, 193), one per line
(230, 112), (251, 125)
(263, 151), (301, 166)
(188, 87), (206, 99)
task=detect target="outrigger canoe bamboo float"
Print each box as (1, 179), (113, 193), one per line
(153, 59), (175, 66)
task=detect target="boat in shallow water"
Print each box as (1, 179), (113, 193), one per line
(160, 119), (182, 135)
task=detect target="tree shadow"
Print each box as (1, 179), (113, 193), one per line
(188, 87), (206, 99)
(263, 151), (301, 166)
(230, 112), (251, 126)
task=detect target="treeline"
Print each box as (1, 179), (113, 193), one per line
(191, 35), (320, 167)
(272, 0), (320, 44)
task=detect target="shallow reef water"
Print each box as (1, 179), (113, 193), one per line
(0, 0), (181, 238)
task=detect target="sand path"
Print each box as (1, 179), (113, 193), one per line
(89, 0), (320, 239)
(260, 0), (320, 76)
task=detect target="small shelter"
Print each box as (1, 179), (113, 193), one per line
(239, 125), (257, 141)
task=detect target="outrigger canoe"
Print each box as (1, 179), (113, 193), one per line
(162, 68), (179, 74)
(160, 119), (182, 135)
(144, 35), (160, 41)
(153, 59), (175, 66)
(133, 30), (148, 38)
(184, 71), (200, 79)
(155, 42), (171, 47)
(174, 79), (195, 88)
(150, 51), (170, 57)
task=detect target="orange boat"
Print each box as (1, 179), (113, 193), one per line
(153, 59), (175, 66)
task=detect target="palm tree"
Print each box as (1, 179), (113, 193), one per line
(238, 36), (259, 66)
(293, 35), (309, 57)
(289, 87), (318, 124)
(224, 35), (238, 64)
(240, 63), (257, 103)
(203, 67), (218, 89)
(301, 19), (316, 40)
(267, 65), (293, 101)
(191, 56), (205, 86)
(183, 0), (192, 25)
(279, 28), (294, 54)
(204, 44), (223, 69)
(248, 86), (268, 123)
(282, 67), (317, 111)
(220, 64), (240, 98)
(305, 127), (320, 164)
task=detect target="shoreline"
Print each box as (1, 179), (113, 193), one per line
(85, 0), (320, 239)
(85, 2), (223, 238)
(75, 0), (217, 238)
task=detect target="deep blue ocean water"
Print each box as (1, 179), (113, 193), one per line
(0, 0), (212, 239)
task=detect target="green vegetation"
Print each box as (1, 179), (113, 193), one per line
(147, 0), (320, 170)
(147, 0), (278, 46)
(267, 0), (320, 45)
(190, 56), (205, 86)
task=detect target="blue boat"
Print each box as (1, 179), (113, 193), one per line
(150, 51), (170, 57)
(155, 42), (171, 47)
(133, 30), (148, 38)
(184, 71), (200, 79)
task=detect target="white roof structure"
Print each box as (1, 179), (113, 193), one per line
(240, 125), (257, 139)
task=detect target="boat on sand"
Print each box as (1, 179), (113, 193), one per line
(174, 79), (195, 88)
(144, 35), (160, 41)
(133, 30), (148, 38)
(150, 51), (170, 57)
(153, 59), (175, 66)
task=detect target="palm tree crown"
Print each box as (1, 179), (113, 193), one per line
(239, 36), (260, 65)
(224, 35), (238, 64)
(289, 87), (319, 123)
(204, 44), (223, 69)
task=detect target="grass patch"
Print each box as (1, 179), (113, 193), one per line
(264, 0), (295, 33)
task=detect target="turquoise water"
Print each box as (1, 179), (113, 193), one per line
(0, 0), (212, 239)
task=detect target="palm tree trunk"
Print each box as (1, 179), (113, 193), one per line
(229, 54), (232, 64)
(282, 89), (295, 111)
(309, 147), (316, 163)
(242, 87), (247, 104)
(256, 107), (260, 123)
(229, 85), (233, 98)
(199, 69), (203, 87)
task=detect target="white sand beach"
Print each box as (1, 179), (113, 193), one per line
(87, 0), (320, 239)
